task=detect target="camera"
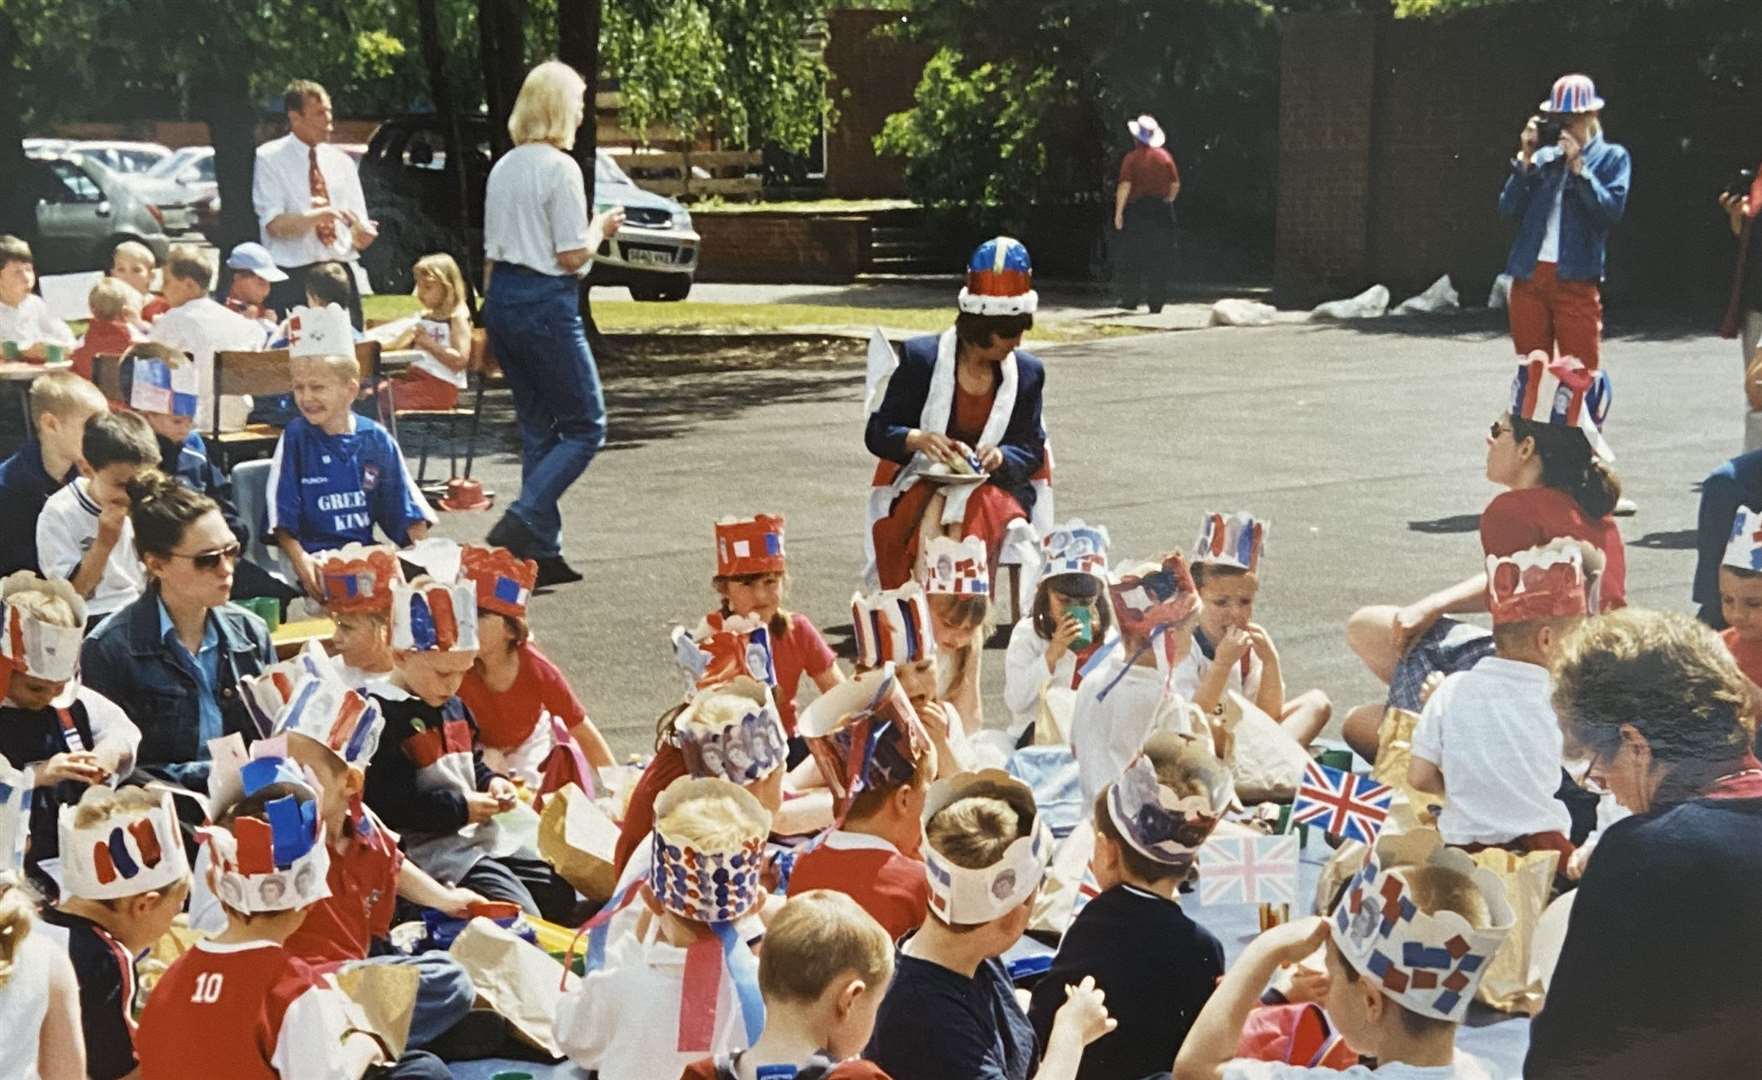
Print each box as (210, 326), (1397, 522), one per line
(1728, 168), (1757, 200)
(1531, 114), (1564, 148)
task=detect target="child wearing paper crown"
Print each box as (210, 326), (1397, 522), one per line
(0, 572), (142, 894)
(456, 543), (614, 786)
(1407, 543), (1589, 859)
(849, 582), (971, 777)
(135, 756), (453, 1080)
(312, 543), (402, 687)
(922, 534), (991, 731)
(681, 888), (897, 1080)
(184, 654), (484, 1051)
(791, 664), (938, 940)
(1029, 734), (1230, 1080)
(40, 786), (190, 1080)
(1180, 512), (1331, 748)
(558, 776), (774, 1079)
(364, 573), (570, 919)
(866, 770), (1116, 1080)
(1716, 506), (1762, 689)
(1175, 829), (1513, 1080)
(1005, 520), (1117, 743)
(709, 514), (844, 749)
(0, 750), (90, 1080)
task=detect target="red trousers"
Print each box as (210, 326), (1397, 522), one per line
(1509, 261), (1603, 369)
(872, 480), (1024, 590)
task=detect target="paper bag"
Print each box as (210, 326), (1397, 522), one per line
(450, 916), (578, 1057)
(1030, 820), (1096, 935)
(1311, 838), (1368, 916)
(1372, 706), (1443, 831)
(1222, 691), (1311, 804)
(138, 916), (205, 996)
(1468, 846), (1560, 1015)
(1035, 684), (1076, 747)
(538, 782), (620, 901)
(334, 962), (419, 1058)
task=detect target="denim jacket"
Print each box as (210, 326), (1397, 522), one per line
(80, 586), (275, 789)
(1498, 135), (1631, 283)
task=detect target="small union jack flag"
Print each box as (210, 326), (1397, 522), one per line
(1291, 761), (1393, 844)
(1198, 834), (1300, 905)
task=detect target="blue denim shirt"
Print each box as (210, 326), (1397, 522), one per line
(158, 600), (222, 748)
(1498, 134), (1631, 283)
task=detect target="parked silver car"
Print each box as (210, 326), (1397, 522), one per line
(67, 140), (172, 175)
(22, 153), (206, 272)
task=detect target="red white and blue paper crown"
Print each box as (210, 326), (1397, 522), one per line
(922, 536), (990, 597)
(674, 614), (779, 691)
(677, 677), (789, 785)
(649, 776), (772, 924)
(461, 544), (537, 620)
(1541, 73), (1605, 114)
(851, 583), (936, 668)
(392, 577), (479, 653)
(1724, 507), (1762, 572)
(1509, 351), (1613, 461)
(1109, 553), (1199, 640)
(0, 753), (33, 883)
(197, 752), (333, 914)
(127, 354), (200, 418)
(922, 769), (1053, 925)
(1193, 512), (1267, 573)
(0, 572), (86, 704)
(715, 514), (787, 578)
(57, 788), (190, 901)
(958, 237), (1039, 317)
(241, 645), (384, 768)
(313, 544), (402, 614)
(1486, 544), (1587, 625)
(1330, 828), (1516, 1023)
(287, 303), (356, 358)
(800, 664), (932, 811)
(1105, 734), (1230, 867)
(1039, 520), (1111, 585)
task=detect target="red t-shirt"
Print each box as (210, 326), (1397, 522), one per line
(72, 317), (138, 383)
(614, 742), (690, 876)
(456, 642), (588, 750)
(141, 296), (171, 323)
(786, 835), (930, 942)
(1723, 628), (1762, 688)
(1480, 487), (1627, 610)
(137, 942), (322, 1080)
(1119, 146), (1180, 202)
(283, 812), (404, 967)
(679, 1056), (892, 1079)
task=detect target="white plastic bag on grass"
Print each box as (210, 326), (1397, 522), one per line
(1309, 284), (1389, 321)
(1392, 274), (1460, 316)
(1208, 298), (1278, 327)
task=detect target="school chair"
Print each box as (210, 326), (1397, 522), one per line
(90, 352), (125, 403)
(381, 328), (493, 497)
(209, 340), (381, 471)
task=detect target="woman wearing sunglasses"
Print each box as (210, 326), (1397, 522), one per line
(1526, 608), (1762, 1079)
(81, 472), (275, 797)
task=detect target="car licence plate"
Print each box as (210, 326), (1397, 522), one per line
(624, 247), (673, 267)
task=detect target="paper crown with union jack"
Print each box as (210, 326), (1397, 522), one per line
(1509, 352), (1613, 461)
(312, 544), (402, 614)
(922, 536), (990, 597)
(461, 544), (537, 619)
(1109, 553), (1200, 641)
(851, 583), (936, 668)
(198, 751), (333, 914)
(392, 576), (479, 653)
(922, 769), (1053, 926)
(958, 237), (1038, 317)
(240, 644), (384, 769)
(1330, 828), (1516, 1023)
(715, 514), (786, 578)
(1724, 507), (1762, 573)
(649, 776), (772, 924)
(0, 572), (86, 706)
(287, 303), (356, 358)
(1541, 73), (1605, 114)
(1486, 543), (1587, 625)
(1039, 520), (1111, 585)
(672, 614), (779, 692)
(57, 788), (190, 901)
(1106, 734), (1231, 868)
(676, 676), (789, 785)
(126, 353), (200, 419)
(800, 664), (932, 813)
(1193, 512), (1267, 574)
(0, 753), (33, 883)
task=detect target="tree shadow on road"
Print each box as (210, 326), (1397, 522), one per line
(1409, 514), (1483, 534)
(1631, 529), (1699, 550)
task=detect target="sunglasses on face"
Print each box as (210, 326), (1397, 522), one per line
(169, 543), (241, 571)
(1490, 421), (1511, 440)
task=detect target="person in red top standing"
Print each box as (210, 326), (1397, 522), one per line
(792, 664), (937, 941)
(1113, 114), (1181, 313)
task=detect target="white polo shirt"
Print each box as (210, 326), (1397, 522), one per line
(484, 144), (593, 276)
(252, 133), (369, 267)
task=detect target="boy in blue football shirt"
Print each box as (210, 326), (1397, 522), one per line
(269, 348), (433, 599)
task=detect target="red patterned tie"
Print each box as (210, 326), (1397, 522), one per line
(309, 146), (338, 247)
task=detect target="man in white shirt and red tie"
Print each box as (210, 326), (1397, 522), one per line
(252, 79), (377, 326)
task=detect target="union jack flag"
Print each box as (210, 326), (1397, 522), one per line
(1292, 761), (1393, 844)
(1198, 834), (1300, 905)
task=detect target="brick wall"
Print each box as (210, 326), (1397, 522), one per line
(824, 9), (935, 199)
(693, 212), (869, 283)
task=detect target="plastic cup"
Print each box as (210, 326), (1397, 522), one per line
(239, 595), (282, 632)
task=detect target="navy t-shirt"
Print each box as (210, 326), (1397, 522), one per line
(866, 941), (1037, 1080)
(38, 908), (139, 1080)
(1028, 883), (1226, 1080)
(0, 439), (75, 575)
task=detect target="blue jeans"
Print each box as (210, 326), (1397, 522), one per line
(482, 266), (608, 558)
(1694, 449), (1762, 628)
(350, 952), (476, 1048)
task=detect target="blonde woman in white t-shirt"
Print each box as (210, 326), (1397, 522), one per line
(479, 60), (624, 589)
